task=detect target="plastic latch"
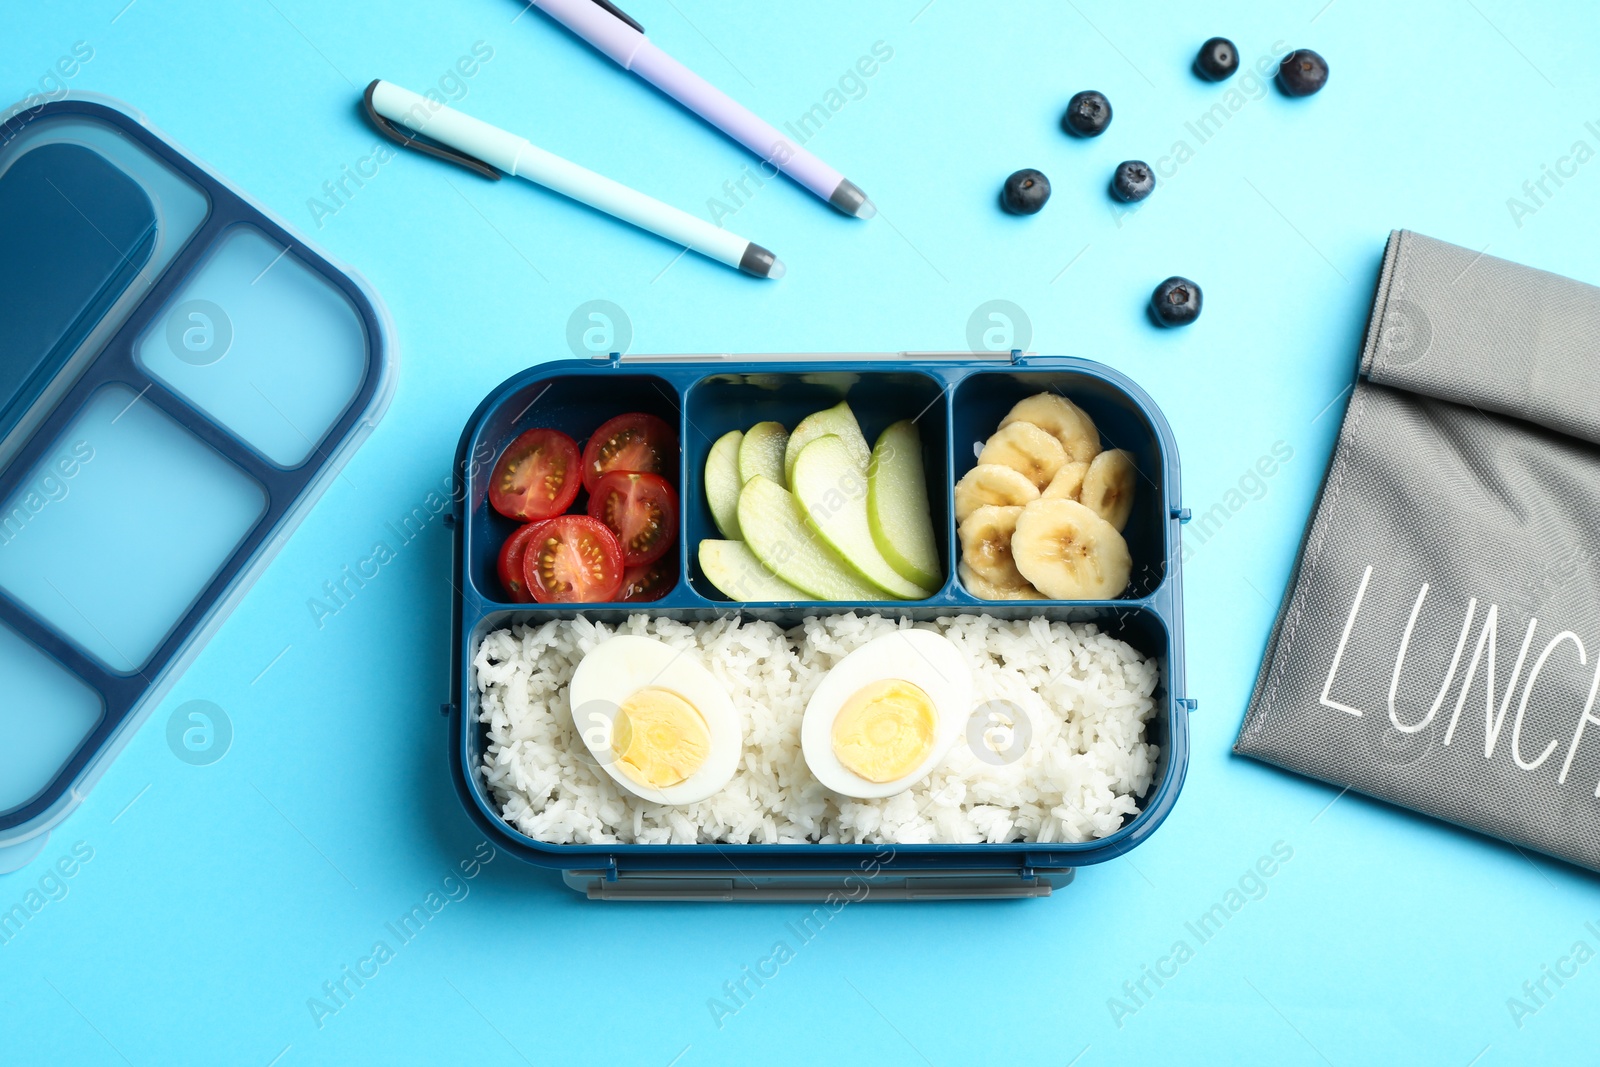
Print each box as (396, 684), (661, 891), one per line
(1009, 348), (1025, 365)
(440, 702), (456, 718)
(1023, 851), (1076, 870)
(1172, 507), (1192, 523)
(1179, 697), (1199, 712)
(442, 513), (456, 529)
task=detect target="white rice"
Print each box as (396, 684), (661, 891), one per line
(473, 613), (1160, 846)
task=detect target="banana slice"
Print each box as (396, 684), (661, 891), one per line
(999, 393), (1101, 463)
(958, 504), (1029, 588)
(959, 561), (1045, 601)
(954, 464), (1039, 523)
(1011, 498), (1132, 599)
(1041, 460), (1089, 501)
(1079, 448), (1137, 531)
(979, 421), (1067, 489)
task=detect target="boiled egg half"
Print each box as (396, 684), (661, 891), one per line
(568, 635), (742, 805)
(800, 629), (973, 798)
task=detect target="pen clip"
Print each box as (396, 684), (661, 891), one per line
(587, 0), (644, 33)
(362, 80), (500, 181)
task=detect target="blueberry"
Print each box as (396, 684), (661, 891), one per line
(1001, 169), (1051, 214)
(1111, 161), (1155, 203)
(1194, 37), (1239, 80)
(1277, 49), (1329, 96)
(1149, 277), (1202, 327)
(1061, 90), (1112, 137)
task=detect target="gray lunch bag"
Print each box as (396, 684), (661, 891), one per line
(1235, 229), (1600, 873)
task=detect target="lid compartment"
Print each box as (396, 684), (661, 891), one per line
(0, 141), (156, 443)
(0, 620), (104, 817)
(0, 383), (268, 674)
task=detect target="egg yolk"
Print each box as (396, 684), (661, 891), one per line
(612, 687), (710, 789)
(830, 679), (937, 784)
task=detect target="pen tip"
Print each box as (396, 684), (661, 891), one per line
(739, 243), (784, 279)
(828, 179), (873, 218)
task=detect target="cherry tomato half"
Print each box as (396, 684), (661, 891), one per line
(489, 428), (581, 522)
(522, 515), (625, 603)
(621, 556), (676, 603)
(496, 521), (549, 603)
(580, 413), (677, 493)
(586, 471), (678, 567)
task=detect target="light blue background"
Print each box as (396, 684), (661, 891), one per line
(4, 1), (1598, 1064)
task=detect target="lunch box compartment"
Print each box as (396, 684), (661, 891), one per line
(0, 110), (213, 460)
(0, 384), (270, 673)
(682, 369), (950, 602)
(0, 620), (104, 815)
(133, 226), (373, 468)
(464, 371), (680, 604)
(455, 600), (1183, 893)
(449, 356), (1189, 897)
(953, 371), (1169, 598)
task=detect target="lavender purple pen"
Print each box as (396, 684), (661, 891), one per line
(530, 0), (875, 218)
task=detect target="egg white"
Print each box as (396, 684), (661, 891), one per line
(800, 629), (973, 799)
(568, 635), (742, 805)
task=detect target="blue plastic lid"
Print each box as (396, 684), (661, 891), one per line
(0, 96), (396, 862)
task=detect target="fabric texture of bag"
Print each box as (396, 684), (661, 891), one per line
(1235, 229), (1600, 872)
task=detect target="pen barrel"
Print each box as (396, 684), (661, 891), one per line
(531, 0), (854, 207)
(628, 40), (844, 201)
(370, 80), (762, 272)
(534, 0), (644, 66)
(508, 142), (748, 267)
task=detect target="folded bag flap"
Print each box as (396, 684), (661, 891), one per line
(1363, 229), (1600, 447)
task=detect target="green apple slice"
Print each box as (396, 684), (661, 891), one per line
(868, 419), (943, 590)
(705, 429), (744, 539)
(736, 475), (883, 600)
(792, 435), (932, 599)
(784, 401), (870, 486)
(697, 539), (813, 601)
(738, 421), (788, 487)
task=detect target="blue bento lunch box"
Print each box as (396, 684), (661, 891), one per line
(449, 352), (1190, 900)
(0, 94), (395, 872)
